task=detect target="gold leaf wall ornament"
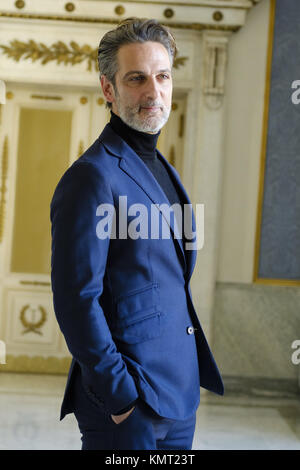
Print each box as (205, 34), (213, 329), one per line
(20, 304), (47, 335)
(173, 56), (188, 69)
(0, 136), (8, 243)
(0, 39), (99, 72)
(0, 39), (188, 73)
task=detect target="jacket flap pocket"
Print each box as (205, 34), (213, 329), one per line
(116, 283), (160, 327)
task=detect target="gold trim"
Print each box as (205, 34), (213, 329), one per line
(0, 354), (71, 374)
(254, 278), (300, 287)
(0, 12), (241, 32)
(20, 280), (51, 286)
(253, 0), (275, 283)
(0, 136), (8, 243)
(30, 94), (63, 101)
(252, 0), (298, 286)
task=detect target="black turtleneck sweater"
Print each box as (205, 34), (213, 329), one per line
(109, 111), (185, 416)
(109, 111), (183, 223)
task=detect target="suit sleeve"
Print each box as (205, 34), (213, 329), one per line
(50, 160), (139, 415)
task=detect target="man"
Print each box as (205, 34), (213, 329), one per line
(50, 17), (224, 451)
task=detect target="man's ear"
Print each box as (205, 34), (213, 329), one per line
(100, 75), (115, 106)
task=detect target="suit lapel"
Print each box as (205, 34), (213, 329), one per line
(155, 148), (197, 279)
(99, 124), (197, 278)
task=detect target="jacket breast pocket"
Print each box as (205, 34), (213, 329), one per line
(112, 283), (162, 344)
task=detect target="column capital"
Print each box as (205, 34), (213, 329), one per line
(201, 30), (231, 110)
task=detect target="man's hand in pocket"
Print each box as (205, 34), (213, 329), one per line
(110, 406), (135, 424)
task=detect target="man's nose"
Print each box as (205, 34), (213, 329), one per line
(144, 77), (160, 101)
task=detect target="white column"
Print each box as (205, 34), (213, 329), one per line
(190, 30), (231, 343)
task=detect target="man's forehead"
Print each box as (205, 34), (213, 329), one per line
(117, 41), (171, 70)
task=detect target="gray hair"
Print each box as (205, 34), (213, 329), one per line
(98, 17), (177, 108)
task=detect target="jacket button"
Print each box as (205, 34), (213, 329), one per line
(187, 326), (194, 335)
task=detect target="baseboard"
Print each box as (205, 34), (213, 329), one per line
(222, 375), (300, 399)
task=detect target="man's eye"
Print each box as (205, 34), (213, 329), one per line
(130, 76), (144, 81)
(159, 74), (170, 79)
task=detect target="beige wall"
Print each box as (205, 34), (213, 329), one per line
(217, 0), (270, 284)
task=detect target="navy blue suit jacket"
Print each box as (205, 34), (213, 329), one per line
(50, 123), (224, 421)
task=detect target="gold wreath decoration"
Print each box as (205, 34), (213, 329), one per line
(20, 304), (47, 335)
(0, 39), (188, 72)
(0, 39), (98, 71)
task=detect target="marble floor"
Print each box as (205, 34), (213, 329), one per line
(0, 372), (299, 450)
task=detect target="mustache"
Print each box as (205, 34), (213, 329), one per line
(139, 102), (164, 108)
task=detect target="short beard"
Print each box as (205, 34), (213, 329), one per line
(113, 86), (170, 134)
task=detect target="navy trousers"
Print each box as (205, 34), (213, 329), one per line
(70, 369), (196, 450)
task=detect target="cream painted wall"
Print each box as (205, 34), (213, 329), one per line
(217, 0), (270, 283)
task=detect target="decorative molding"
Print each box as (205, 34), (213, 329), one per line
(19, 304), (47, 335)
(6, 0), (255, 9)
(30, 94), (63, 101)
(0, 135), (8, 243)
(202, 31), (230, 110)
(0, 12), (242, 32)
(0, 354), (71, 374)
